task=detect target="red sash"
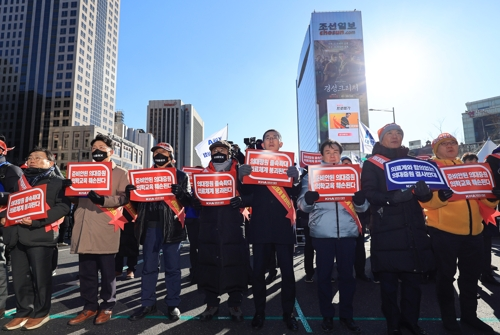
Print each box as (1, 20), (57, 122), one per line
(123, 202), (138, 222)
(100, 205), (127, 231)
(367, 154), (389, 170)
(164, 196), (185, 227)
(268, 186), (296, 225)
(339, 201), (362, 234)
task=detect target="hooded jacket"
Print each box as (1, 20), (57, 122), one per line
(421, 157), (497, 236)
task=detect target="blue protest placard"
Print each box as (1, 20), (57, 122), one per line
(384, 158), (448, 191)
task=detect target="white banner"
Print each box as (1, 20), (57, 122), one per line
(195, 126), (228, 167)
(359, 122), (378, 154)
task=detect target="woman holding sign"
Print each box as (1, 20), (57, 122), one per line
(2, 148), (70, 331)
(416, 133), (498, 334)
(193, 140), (250, 323)
(361, 123), (434, 335)
(297, 139), (368, 333)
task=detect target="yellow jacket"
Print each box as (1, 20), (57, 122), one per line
(420, 157), (498, 236)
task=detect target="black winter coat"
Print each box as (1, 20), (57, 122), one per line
(197, 161), (249, 294)
(134, 168), (190, 245)
(241, 182), (299, 245)
(361, 143), (434, 273)
(4, 170), (71, 248)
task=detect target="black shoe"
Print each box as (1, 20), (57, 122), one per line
(129, 305), (157, 321)
(460, 316), (494, 333)
(400, 321), (427, 335)
(321, 317), (333, 332)
(167, 306), (181, 322)
(443, 318), (462, 335)
(265, 271), (277, 285)
(199, 306), (218, 322)
(283, 313), (299, 331)
(481, 274), (500, 286)
(304, 274), (314, 283)
(356, 274), (371, 282)
(388, 329), (402, 335)
(340, 318), (361, 333)
(251, 313), (265, 330)
(229, 307), (244, 323)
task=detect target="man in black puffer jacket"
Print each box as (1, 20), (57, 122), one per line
(129, 142), (191, 323)
(361, 123), (434, 335)
(3, 147), (70, 331)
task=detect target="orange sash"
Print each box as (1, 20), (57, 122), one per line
(339, 201), (362, 234)
(267, 186), (296, 226)
(123, 202), (138, 222)
(367, 154), (389, 170)
(164, 196), (185, 227)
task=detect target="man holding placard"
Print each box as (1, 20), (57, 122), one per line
(415, 133), (498, 334)
(2, 147), (69, 330)
(239, 129), (301, 332)
(297, 139), (368, 333)
(193, 140), (250, 323)
(361, 123), (434, 335)
(128, 142), (191, 323)
(68, 135), (130, 326)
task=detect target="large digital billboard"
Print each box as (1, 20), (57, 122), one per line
(312, 12), (367, 145)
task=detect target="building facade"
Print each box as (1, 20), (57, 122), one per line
(51, 124), (144, 171)
(296, 11), (368, 153)
(463, 96), (500, 144)
(147, 100), (204, 168)
(0, 0), (120, 164)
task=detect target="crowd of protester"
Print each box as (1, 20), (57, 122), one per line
(0, 126), (498, 334)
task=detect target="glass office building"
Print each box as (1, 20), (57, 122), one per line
(0, 0), (120, 164)
(296, 11), (368, 153)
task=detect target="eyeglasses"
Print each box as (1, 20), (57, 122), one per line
(26, 156), (47, 162)
(439, 141), (458, 147)
(264, 135), (280, 141)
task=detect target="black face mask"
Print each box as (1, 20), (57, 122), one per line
(211, 153), (228, 164)
(92, 149), (108, 162)
(154, 153), (170, 166)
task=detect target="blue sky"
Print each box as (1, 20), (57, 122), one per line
(116, 0), (500, 154)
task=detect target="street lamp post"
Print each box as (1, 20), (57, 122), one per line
(369, 107), (395, 123)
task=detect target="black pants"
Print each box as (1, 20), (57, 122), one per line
(379, 271), (422, 329)
(11, 243), (54, 318)
(205, 289), (243, 307)
(252, 243), (295, 314)
(185, 217), (200, 280)
(428, 227), (483, 323)
(79, 254), (117, 311)
(115, 255), (138, 273)
(313, 237), (356, 318)
(303, 225), (315, 277)
(482, 223), (497, 276)
(354, 232), (366, 276)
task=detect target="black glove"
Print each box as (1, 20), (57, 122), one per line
(0, 192), (9, 206)
(414, 180), (432, 203)
(304, 191), (320, 205)
(171, 184), (184, 197)
(352, 191), (365, 206)
(87, 190), (105, 206)
(125, 184), (136, 199)
(391, 187), (415, 204)
(491, 188), (500, 200)
(191, 197), (202, 211)
(62, 179), (73, 189)
(230, 196), (243, 208)
(438, 189), (454, 202)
